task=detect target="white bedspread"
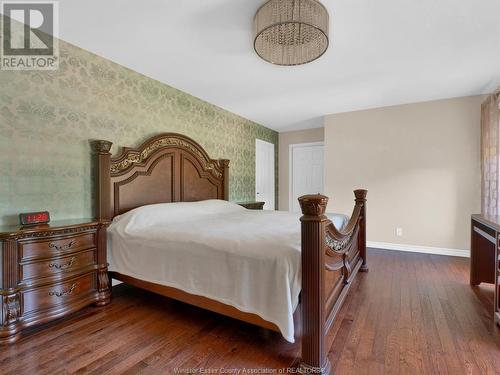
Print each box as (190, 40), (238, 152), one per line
(107, 200), (348, 343)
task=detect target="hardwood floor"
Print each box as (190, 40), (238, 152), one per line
(1, 249), (499, 375)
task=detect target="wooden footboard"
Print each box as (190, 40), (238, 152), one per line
(298, 190), (367, 374)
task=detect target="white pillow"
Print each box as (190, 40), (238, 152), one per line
(112, 199), (245, 229)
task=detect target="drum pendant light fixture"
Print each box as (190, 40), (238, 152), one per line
(254, 0), (329, 66)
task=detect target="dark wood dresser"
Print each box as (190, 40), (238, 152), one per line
(0, 219), (111, 343)
(470, 214), (500, 326)
(237, 201), (265, 210)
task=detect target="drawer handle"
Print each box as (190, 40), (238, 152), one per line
(48, 240), (76, 251)
(49, 283), (77, 297)
(48, 257), (76, 270)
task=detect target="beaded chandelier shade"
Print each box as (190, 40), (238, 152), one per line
(254, 0), (329, 66)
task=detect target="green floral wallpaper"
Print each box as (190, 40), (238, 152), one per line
(0, 40), (278, 226)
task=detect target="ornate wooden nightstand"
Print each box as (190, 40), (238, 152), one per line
(0, 219), (111, 343)
(237, 201), (265, 210)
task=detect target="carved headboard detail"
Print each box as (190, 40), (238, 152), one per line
(92, 133), (229, 220)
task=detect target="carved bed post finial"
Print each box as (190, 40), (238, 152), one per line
(354, 189), (367, 202)
(298, 194), (331, 375)
(354, 189), (368, 272)
(92, 140), (112, 154)
(299, 194), (328, 217)
(91, 140), (113, 221)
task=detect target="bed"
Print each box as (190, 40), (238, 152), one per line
(92, 133), (368, 374)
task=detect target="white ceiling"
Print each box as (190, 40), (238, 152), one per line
(59, 0), (500, 131)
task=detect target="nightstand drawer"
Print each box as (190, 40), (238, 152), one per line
(22, 272), (97, 315)
(20, 249), (97, 282)
(20, 232), (96, 261)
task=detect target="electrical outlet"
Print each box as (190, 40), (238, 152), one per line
(396, 227), (403, 237)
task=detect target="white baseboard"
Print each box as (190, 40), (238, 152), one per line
(367, 241), (469, 258)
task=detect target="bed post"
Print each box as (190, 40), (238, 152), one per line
(91, 140), (113, 306)
(220, 159), (230, 201)
(355, 189), (368, 272)
(298, 194), (331, 375)
(92, 140), (113, 221)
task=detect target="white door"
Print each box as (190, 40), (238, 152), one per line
(290, 142), (324, 212)
(255, 139), (275, 210)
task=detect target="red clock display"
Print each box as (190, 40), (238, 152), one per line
(19, 211), (50, 226)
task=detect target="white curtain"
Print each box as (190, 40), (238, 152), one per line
(481, 93), (500, 215)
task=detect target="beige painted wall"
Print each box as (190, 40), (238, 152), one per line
(279, 127), (324, 210)
(324, 96), (483, 251)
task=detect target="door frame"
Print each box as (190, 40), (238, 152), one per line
(289, 141), (324, 212)
(255, 139), (275, 210)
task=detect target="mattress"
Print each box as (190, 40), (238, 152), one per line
(107, 199), (348, 343)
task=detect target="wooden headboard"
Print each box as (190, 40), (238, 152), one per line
(92, 133), (229, 220)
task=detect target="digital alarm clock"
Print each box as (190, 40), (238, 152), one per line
(19, 211), (50, 226)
